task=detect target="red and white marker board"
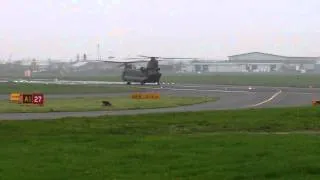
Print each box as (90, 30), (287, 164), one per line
(32, 93), (44, 105)
(19, 93), (45, 105)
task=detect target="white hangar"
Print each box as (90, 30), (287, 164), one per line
(190, 52), (320, 73)
(228, 52), (320, 73)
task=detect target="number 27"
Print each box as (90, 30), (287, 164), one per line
(34, 96), (42, 103)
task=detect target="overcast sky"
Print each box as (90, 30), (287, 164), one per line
(1, 0), (320, 60)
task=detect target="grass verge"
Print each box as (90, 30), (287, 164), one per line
(1, 95), (217, 113)
(1, 107), (320, 179)
(0, 82), (142, 94)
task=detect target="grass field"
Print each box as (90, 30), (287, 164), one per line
(1, 95), (217, 113)
(27, 73), (320, 88)
(1, 107), (320, 179)
(0, 82), (142, 94)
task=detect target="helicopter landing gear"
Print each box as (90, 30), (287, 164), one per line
(140, 81), (146, 85)
(126, 82), (131, 85)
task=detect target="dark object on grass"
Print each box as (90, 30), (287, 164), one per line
(312, 100), (320, 106)
(102, 101), (112, 106)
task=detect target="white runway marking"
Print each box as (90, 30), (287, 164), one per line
(178, 85), (202, 88)
(247, 90), (282, 107)
(286, 92), (314, 95)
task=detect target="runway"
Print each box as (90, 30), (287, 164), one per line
(0, 83), (318, 120)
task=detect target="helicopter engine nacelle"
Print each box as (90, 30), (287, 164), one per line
(140, 67), (146, 72)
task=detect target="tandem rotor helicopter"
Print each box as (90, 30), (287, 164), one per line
(96, 55), (197, 85)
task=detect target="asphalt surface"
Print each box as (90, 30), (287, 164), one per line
(0, 83), (319, 120)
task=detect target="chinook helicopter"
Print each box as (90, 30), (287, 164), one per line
(100, 55), (196, 85)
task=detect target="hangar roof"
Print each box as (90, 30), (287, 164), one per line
(229, 52), (319, 59)
(228, 52), (320, 63)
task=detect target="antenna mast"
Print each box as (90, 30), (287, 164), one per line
(97, 43), (101, 60)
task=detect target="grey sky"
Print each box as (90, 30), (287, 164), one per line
(1, 0), (320, 60)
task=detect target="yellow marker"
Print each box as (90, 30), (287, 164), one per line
(131, 92), (160, 99)
(9, 93), (21, 103)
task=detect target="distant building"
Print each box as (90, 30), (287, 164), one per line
(189, 52), (320, 73)
(228, 52), (319, 73)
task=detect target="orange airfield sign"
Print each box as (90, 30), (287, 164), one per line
(131, 92), (160, 99)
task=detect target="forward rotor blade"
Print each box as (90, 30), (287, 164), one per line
(137, 55), (199, 60)
(137, 55), (158, 58)
(159, 57), (198, 59)
(103, 60), (149, 64)
(85, 57), (149, 64)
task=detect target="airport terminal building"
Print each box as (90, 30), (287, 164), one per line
(190, 52), (320, 73)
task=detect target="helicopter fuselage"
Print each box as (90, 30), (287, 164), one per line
(122, 67), (161, 85)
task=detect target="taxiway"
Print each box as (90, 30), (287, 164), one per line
(0, 83), (318, 120)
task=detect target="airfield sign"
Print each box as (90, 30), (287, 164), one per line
(10, 93), (45, 106)
(9, 93), (21, 103)
(131, 92), (160, 99)
(32, 93), (44, 105)
(22, 94), (33, 104)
